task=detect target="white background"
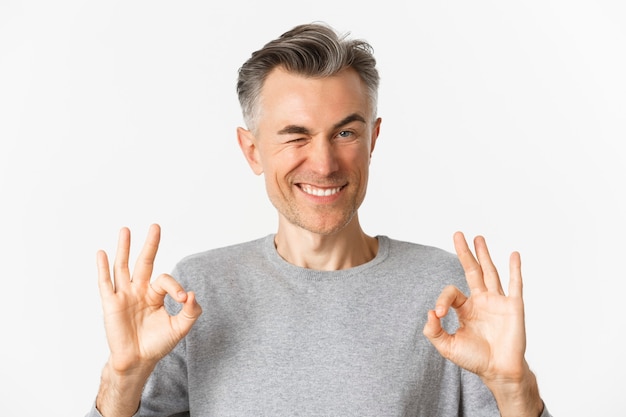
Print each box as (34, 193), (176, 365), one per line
(1, 1), (624, 415)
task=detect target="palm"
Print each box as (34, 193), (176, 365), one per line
(446, 289), (526, 379)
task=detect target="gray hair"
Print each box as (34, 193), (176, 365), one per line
(236, 23), (379, 133)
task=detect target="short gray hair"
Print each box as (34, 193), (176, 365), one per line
(236, 23), (379, 132)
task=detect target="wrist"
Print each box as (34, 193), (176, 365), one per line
(484, 363), (544, 417)
(95, 360), (154, 417)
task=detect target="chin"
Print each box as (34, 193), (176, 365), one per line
(299, 214), (357, 236)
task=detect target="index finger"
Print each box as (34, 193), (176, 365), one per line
(453, 231), (487, 294)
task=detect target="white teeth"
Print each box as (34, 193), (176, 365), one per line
(301, 185), (341, 196)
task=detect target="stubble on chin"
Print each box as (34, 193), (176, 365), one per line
(282, 201), (360, 236)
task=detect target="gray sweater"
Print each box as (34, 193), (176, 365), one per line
(87, 235), (552, 416)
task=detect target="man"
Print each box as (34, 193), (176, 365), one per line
(87, 23), (551, 416)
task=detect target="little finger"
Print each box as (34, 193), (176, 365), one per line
(96, 250), (114, 297)
(508, 251), (524, 299)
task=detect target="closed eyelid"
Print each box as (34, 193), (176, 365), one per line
(276, 113), (366, 137)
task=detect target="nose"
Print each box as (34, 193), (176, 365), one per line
(307, 137), (339, 175)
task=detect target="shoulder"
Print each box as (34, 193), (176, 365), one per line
(379, 236), (467, 289)
(382, 236), (459, 267)
(173, 235), (271, 277)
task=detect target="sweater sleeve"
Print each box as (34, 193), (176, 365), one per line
(459, 368), (501, 417)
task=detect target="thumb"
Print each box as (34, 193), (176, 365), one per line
(172, 291), (202, 338)
(423, 309), (454, 357)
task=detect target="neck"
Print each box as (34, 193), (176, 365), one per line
(274, 215), (378, 271)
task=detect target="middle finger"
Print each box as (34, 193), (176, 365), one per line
(473, 235), (505, 294)
(453, 231), (487, 294)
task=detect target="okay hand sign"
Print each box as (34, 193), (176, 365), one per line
(423, 232), (528, 385)
(97, 224), (202, 375)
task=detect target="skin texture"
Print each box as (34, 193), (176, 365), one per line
(237, 67), (381, 270)
(94, 67), (544, 417)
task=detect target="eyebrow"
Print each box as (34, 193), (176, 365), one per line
(277, 113), (367, 136)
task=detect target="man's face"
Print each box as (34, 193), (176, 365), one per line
(239, 67), (381, 236)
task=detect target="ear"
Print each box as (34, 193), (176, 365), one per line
(237, 127), (264, 175)
(369, 117), (382, 157)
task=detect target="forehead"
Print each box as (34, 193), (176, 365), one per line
(258, 67), (371, 128)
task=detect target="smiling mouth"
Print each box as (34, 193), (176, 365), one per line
(299, 184), (344, 197)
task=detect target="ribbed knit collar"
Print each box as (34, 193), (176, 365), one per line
(262, 234), (390, 281)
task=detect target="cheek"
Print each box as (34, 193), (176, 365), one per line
(261, 157), (298, 194)
(343, 146), (372, 170)
(268, 149), (309, 178)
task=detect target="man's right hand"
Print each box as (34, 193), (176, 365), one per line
(95, 224), (202, 417)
